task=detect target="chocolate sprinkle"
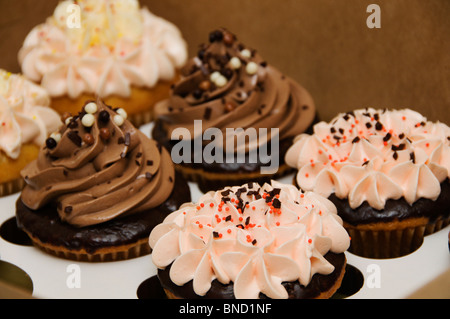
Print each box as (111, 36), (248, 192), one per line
(124, 133), (131, 146)
(375, 122), (383, 131)
(393, 152), (399, 160)
(272, 198), (281, 209)
(67, 131), (82, 147)
(410, 152), (416, 163)
(352, 136), (360, 143)
(203, 107), (212, 120)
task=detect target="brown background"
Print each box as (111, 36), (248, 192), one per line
(0, 0), (448, 124)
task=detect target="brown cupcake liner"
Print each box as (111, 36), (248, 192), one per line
(127, 108), (153, 128)
(25, 233), (151, 262)
(176, 163), (293, 193)
(345, 216), (450, 259)
(0, 178), (25, 197)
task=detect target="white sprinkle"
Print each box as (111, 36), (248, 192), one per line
(81, 114), (95, 127)
(50, 132), (61, 143)
(229, 57), (242, 69)
(246, 62), (259, 75)
(214, 75), (228, 88)
(116, 108), (128, 120)
(113, 114), (125, 126)
(240, 49), (252, 58)
(84, 102), (98, 114)
(65, 117), (73, 126)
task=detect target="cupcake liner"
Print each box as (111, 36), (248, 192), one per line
(345, 216), (450, 259)
(127, 108), (153, 128)
(0, 178), (25, 197)
(176, 163), (293, 193)
(26, 233), (151, 262)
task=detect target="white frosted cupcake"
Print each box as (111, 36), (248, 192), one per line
(18, 0), (188, 126)
(0, 69), (61, 196)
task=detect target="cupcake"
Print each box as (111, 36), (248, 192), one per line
(152, 28), (316, 192)
(18, 0), (188, 127)
(0, 69), (61, 197)
(285, 108), (450, 258)
(15, 100), (191, 262)
(149, 181), (350, 299)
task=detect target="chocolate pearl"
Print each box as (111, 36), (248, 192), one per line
(222, 68), (234, 79)
(83, 133), (94, 146)
(98, 110), (110, 123)
(199, 80), (211, 91)
(224, 101), (236, 113)
(193, 89), (203, 99)
(197, 49), (206, 60)
(45, 137), (57, 149)
(209, 30), (223, 43)
(100, 128), (111, 141)
(223, 32), (235, 46)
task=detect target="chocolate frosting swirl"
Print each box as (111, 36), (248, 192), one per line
(20, 100), (175, 227)
(154, 29), (315, 152)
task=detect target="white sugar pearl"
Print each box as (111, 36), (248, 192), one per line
(210, 71), (221, 82)
(214, 75), (228, 88)
(246, 62), (259, 75)
(81, 114), (95, 127)
(84, 102), (98, 114)
(240, 49), (251, 58)
(65, 117), (73, 126)
(116, 108), (128, 120)
(50, 132), (61, 143)
(229, 57), (242, 69)
(113, 114), (125, 126)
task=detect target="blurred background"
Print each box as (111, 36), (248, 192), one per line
(0, 0), (449, 124)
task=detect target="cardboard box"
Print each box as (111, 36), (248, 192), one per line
(1, 0), (449, 124)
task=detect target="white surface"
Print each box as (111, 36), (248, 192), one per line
(0, 123), (448, 299)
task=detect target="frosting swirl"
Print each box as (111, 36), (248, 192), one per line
(154, 29), (315, 152)
(0, 69), (60, 159)
(20, 101), (175, 227)
(285, 108), (450, 210)
(18, 0), (187, 99)
(150, 181), (350, 299)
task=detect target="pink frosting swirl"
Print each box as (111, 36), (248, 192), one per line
(149, 181), (350, 299)
(285, 108), (450, 209)
(0, 69), (61, 159)
(18, 0), (187, 99)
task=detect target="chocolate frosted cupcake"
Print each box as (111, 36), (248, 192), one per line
(16, 100), (190, 261)
(286, 108), (450, 258)
(150, 181), (350, 299)
(152, 28), (316, 192)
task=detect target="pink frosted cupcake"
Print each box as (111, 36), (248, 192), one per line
(18, 0), (188, 126)
(150, 181), (350, 299)
(286, 108), (450, 258)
